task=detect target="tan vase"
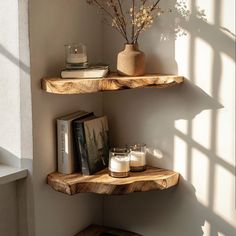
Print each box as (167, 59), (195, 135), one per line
(117, 44), (146, 76)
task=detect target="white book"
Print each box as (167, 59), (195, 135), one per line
(61, 65), (109, 79)
(57, 111), (93, 174)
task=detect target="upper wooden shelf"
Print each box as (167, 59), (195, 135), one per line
(41, 73), (184, 94)
(47, 166), (179, 195)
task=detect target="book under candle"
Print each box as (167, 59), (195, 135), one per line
(61, 65), (109, 79)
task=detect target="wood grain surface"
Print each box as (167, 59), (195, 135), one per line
(75, 224), (142, 236)
(47, 166), (179, 195)
(42, 73), (184, 94)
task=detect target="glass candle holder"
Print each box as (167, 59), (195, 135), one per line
(129, 143), (147, 172)
(109, 148), (130, 178)
(65, 44), (88, 69)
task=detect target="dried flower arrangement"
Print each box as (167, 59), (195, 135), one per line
(86, 0), (166, 44)
(86, 0), (191, 76)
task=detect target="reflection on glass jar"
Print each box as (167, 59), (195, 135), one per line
(65, 43), (88, 69)
(109, 148), (130, 178)
(129, 143), (146, 172)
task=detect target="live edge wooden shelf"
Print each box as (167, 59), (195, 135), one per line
(41, 73), (184, 94)
(47, 166), (179, 195)
(44, 74), (182, 195)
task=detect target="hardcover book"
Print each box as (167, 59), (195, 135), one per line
(73, 115), (97, 175)
(61, 65), (109, 79)
(57, 111), (93, 174)
(73, 116), (109, 175)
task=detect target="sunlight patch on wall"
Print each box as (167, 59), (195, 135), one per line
(218, 232), (226, 236)
(174, 119), (188, 135)
(195, 0), (215, 25)
(0, 0), (21, 159)
(173, 135), (187, 179)
(202, 220), (210, 236)
(213, 164), (236, 227)
(218, 53), (235, 108)
(0, 0), (20, 69)
(192, 148), (210, 207)
(216, 110), (235, 167)
(175, 35), (190, 77)
(194, 37), (213, 96)
(192, 110), (211, 150)
(0, 0), (19, 55)
(215, 52), (235, 166)
(220, 0), (235, 35)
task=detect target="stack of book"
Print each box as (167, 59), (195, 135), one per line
(57, 111), (109, 175)
(61, 64), (109, 79)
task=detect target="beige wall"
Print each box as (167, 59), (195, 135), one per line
(29, 1), (104, 235)
(103, 0), (236, 235)
(0, 1), (31, 235)
(0, 183), (18, 236)
(0, 0), (21, 165)
(1, 1), (234, 236)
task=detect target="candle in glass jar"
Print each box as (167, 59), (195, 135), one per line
(109, 156), (130, 173)
(65, 44), (88, 68)
(128, 143), (147, 172)
(129, 151), (146, 167)
(67, 52), (87, 64)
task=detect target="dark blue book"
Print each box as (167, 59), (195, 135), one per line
(73, 116), (109, 175)
(73, 113), (94, 173)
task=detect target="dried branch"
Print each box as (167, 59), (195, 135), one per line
(117, 0), (126, 28)
(110, 0), (128, 41)
(132, 0), (135, 41)
(87, 0), (128, 42)
(86, 0), (172, 43)
(133, 0), (161, 42)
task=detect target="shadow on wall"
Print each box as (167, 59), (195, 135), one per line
(0, 44), (30, 75)
(105, 80), (222, 159)
(103, 76), (232, 236)
(142, 0), (235, 73)
(103, 0), (235, 235)
(0, 147), (21, 168)
(105, 180), (205, 236)
(104, 176), (236, 236)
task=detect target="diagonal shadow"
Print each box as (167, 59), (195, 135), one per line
(0, 44), (30, 74)
(102, 1), (235, 235)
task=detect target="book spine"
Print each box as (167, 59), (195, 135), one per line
(74, 122), (90, 175)
(73, 122), (81, 173)
(57, 120), (74, 174)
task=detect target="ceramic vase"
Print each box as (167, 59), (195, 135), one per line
(117, 44), (146, 76)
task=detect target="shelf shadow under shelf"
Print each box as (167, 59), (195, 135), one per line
(75, 224), (142, 236)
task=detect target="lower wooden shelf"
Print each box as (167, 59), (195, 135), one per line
(47, 166), (179, 195)
(75, 224), (142, 236)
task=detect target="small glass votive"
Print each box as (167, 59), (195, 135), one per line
(65, 43), (88, 69)
(129, 144), (147, 172)
(109, 148), (130, 178)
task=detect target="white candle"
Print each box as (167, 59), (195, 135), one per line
(130, 151), (146, 167)
(109, 156), (130, 173)
(67, 53), (87, 64)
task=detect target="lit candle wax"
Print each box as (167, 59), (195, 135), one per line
(67, 53), (87, 64)
(130, 151), (146, 167)
(109, 156), (130, 173)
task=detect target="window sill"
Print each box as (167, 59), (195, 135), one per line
(0, 164), (28, 185)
